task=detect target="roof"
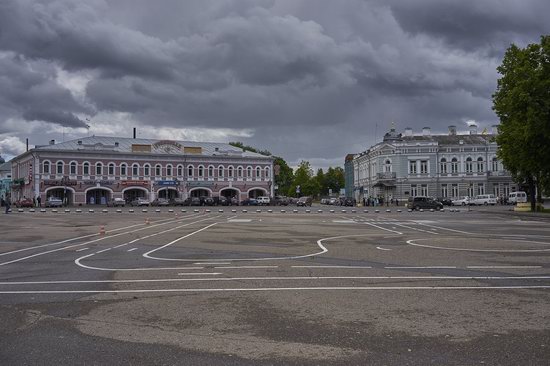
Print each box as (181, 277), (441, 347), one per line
(401, 134), (494, 145)
(0, 161), (11, 172)
(31, 136), (272, 159)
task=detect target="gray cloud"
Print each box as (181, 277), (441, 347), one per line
(0, 0), (549, 167)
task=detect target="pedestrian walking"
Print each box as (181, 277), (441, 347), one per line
(37, 195), (41, 208)
(4, 197), (10, 214)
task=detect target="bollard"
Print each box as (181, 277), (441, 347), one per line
(129, 209), (134, 213)
(397, 209), (402, 213)
(330, 209), (335, 213)
(318, 210), (323, 213)
(194, 209), (199, 213)
(281, 209), (286, 213)
(256, 209), (262, 213)
(40, 208), (46, 213)
(17, 208), (24, 213)
(375, 209), (379, 213)
(142, 209), (148, 213)
(306, 209), (311, 213)
(102, 209), (108, 213)
(363, 210), (368, 213)
(65, 209), (71, 213)
(386, 209), (391, 213)
(205, 209), (211, 213)
(408, 209), (413, 212)
(351, 209), (356, 213)
(29, 208), (35, 213)
(268, 209), (273, 213)
(420, 209), (424, 212)
(430, 209), (434, 212)
(242, 209), (248, 213)
(231, 209), (237, 213)
(293, 209), (298, 213)
(116, 209), (122, 213)
(341, 210), (347, 213)
(218, 209), (224, 213)
(52, 209), (58, 213)
(155, 209), (161, 213)
(168, 209), (174, 213)
(76, 209), (82, 213)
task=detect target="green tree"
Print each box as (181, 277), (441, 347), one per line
(492, 35), (550, 211)
(229, 142), (271, 156)
(315, 168), (326, 195)
(273, 156), (293, 196)
(288, 161), (314, 197)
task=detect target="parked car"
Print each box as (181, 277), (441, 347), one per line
(451, 196), (471, 206)
(343, 198), (355, 207)
(203, 197), (215, 206)
(328, 197), (339, 205)
(272, 196), (289, 206)
(256, 196), (271, 205)
(296, 196), (312, 207)
(171, 197), (186, 206)
(215, 196), (229, 206)
(45, 197), (63, 207)
(240, 198), (258, 206)
(108, 197), (126, 207)
(189, 197), (201, 206)
(130, 198), (150, 206)
(230, 197), (239, 206)
(151, 198), (170, 206)
(407, 196), (443, 210)
(471, 194), (497, 206)
(15, 198), (34, 208)
(437, 197), (453, 206)
(508, 191), (527, 204)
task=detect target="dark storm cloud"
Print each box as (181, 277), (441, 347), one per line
(0, 0), (549, 166)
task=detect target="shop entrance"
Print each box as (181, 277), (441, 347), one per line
(123, 188), (148, 202)
(220, 188), (239, 199)
(46, 187), (74, 205)
(190, 188), (211, 198)
(158, 188), (178, 200)
(86, 188), (111, 205)
(248, 188), (267, 198)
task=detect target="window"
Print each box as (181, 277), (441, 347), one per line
(420, 160), (428, 174)
(421, 184), (428, 196)
(57, 161), (64, 175)
(108, 163), (115, 176)
(441, 184), (448, 198)
(265, 167), (270, 178)
(83, 162), (90, 175)
(228, 166), (234, 178)
(155, 164), (161, 177)
(208, 166), (213, 177)
(177, 165), (183, 177)
(144, 164), (150, 176)
(166, 165), (173, 177)
(198, 165), (204, 177)
(440, 158), (447, 174)
(409, 160), (417, 174)
(468, 184), (474, 197)
(411, 184), (418, 197)
(465, 157), (473, 173)
(43, 161), (50, 174)
(247, 166), (252, 178)
(188, 165), (193, 177)
(95, 163), (102, 176)
(218, 166), (224, 178)
(384, 159), (391, 173)
(477, 157), (484, 173)
(132, 164), (139, 176)
(492, 157), (498, 172)
(256, 166), (261, 178)
(477, 183), (485, 195)
(451, 184), (459, 198)
(120, 163), (127, 176)
(70, 162), (77, 175)
(237, 166), (243, 178)
(451, 158), (458, 174)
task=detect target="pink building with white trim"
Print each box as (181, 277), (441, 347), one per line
(10, 136), (274, 205)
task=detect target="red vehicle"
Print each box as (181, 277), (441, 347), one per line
(15, 198), (34, 208)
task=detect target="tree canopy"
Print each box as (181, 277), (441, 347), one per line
(492, 35), (550, 210)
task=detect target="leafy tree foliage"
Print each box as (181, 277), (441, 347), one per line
(273, 156), (293, 196)
(492, 35), (550, 211)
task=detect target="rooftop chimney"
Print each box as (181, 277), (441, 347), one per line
(448, 125), (457, 135)
(404, 127), (413, 137)
(133, 128), (136, 139)
(49, 139), (55, 145)
(469, 123), (478, 135)
(114, 142), (119, 147)
(26, 138), (29, 152)
(422, 127), (431, 136)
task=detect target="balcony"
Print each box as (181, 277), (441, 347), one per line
(488, 170), (511, 177)
(377, 172), (396, 180)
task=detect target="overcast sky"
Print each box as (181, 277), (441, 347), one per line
(0, 0), (548, 168)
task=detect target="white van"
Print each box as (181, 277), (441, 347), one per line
(472, 194), (497, 206)
(508, 191), (527, 204)
(256, 196), (271, 205)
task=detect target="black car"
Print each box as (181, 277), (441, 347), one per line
(407, 196), (443, 210)
(240, 198), (258, 206)
(437, 197), (453, 206)
(203, 197), (215, 206)
(343, 198), (355, 207)
(189, 197), (201, 206)
(214, 196), (229, 206)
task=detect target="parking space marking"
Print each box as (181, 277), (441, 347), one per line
(127, 248), (138, 252)
(412, 221), (473, 235)
(75, 248), (89, 252)
(214, 265), (279, 269)
(194, 262), (232, 265)
(96, 248), (111, 254)
(385, 266), (457, 269)
(291, 265), (373, 269)
(363, 222), (403, 235)
(376, 246), (392, 251)
(407, 238), (550, 252)
(466, 265), (542, 269)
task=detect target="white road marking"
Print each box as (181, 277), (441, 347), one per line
(413, 221), (473, 235)
(75, 248), (89, 252)
(214, 265), (278, 269)
(332, 220), (355, 224)
(376, 246), (392, 251)
(363, 222), (403, 235)
(127, 248), (138, 252)
(228, 219), (252, 223)
(466, 266), (543, 269)
(177, 273), (222, 276)
(194, 262), (232, 265)
(1, 275), (549, 285)
(2, 285), (549, 294)
(114, 243), (129, 248)
(393, 223), (439, 235)
(385, 266), (457, 269)
(291, 265), (373, 269)
(407, 239), (550, 253)
(76, 253), (206, 271)
(96, 248), (111, 254)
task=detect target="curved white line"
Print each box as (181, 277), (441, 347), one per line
(407, 238), (550, 252)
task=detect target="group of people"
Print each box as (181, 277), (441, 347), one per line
(1, 195), (42, 214)
(362, 196), (399, 207)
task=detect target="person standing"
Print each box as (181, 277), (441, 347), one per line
(37, 195), (41, 208)
(4, 197), (10, 214)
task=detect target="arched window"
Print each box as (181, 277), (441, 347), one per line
(95, 162), (103, 176)
(56, 161), (64, 175)
(246, 166), (252, 178)
(228, 166), (234, 178)
(440, 158), (447, 174)
(384, 159), (391, 173)
(218, 166), (224, 178)
(120, 163), (127, 176)
(43, 161), (50, 174)
(465, 157), (473, 173)
(70, 161), (77, 175)
(144, 164), (150, 176)
(83, 162), (90, 175)
(198, 165), (204, 177)
(451, 158), (458, 174)
(188, 165), (193, 177)
(108, 163), (115, 176)
(177, 165), (183, 177)
(265, 167), (270, 179)
(492, 157), (498, 172)
(132, 163), (139, 176)
(208, 166), (214, 177)
(477, 157), (484, 172)
(256, 166), (261, 178)
(166, 164), (173, 177)
(237, 166), (243, 178)
(155, 164), (162, 177)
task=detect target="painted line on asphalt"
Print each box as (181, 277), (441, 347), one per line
(2, 285), (549, 294)
(214, 265), (278, 269)
(363, 222), (403, 235)
(413, 221), (473, 235)
(376, 246), (392, 251)
(466, 265), (542, 269)
(75, 248), (89, 252)
(96, 248), (111, 254)
(194, 262), (232, 265)
(178, 273), (222, 276)
(291, 265), (373, 269)
(127, 248), (138, 252)
(393, 223), (439, 235)
(114, 243), (129, 248)
(385, 266), (457, 269)
(407, 239), (550, 253)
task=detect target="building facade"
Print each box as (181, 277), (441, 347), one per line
(0, 161), (12, 202)
(347, 124), (517, 204)
(10, 136), (274, 205)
